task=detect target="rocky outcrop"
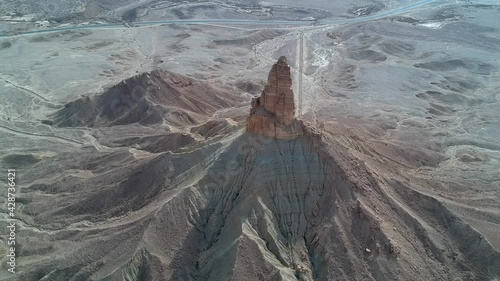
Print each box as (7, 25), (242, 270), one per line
(246, 56), (303, 140)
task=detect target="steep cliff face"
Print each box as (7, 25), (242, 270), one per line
(246, 56), (303, 140)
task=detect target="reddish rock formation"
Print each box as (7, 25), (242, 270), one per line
(246, 56), (303, 139)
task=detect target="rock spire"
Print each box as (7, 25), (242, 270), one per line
(246, 56), (302, 140)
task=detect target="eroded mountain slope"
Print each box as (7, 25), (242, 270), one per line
(51, 69), (247, 128)
(4, 58), (500, 281)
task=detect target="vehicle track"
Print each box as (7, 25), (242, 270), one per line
(0, 76), (61, 106)
(0, 124), (83, 145)
(0, 0), (438, 38)
(298, 32), (304, 116)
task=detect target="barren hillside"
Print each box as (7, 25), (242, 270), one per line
(5, 58), (499, 281)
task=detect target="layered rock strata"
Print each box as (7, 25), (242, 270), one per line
(246, 56), (303, 140)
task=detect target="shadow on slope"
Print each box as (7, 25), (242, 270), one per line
(12, 126), (500, 281)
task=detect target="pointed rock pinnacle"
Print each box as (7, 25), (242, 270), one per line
(246, 56), (303, 140)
